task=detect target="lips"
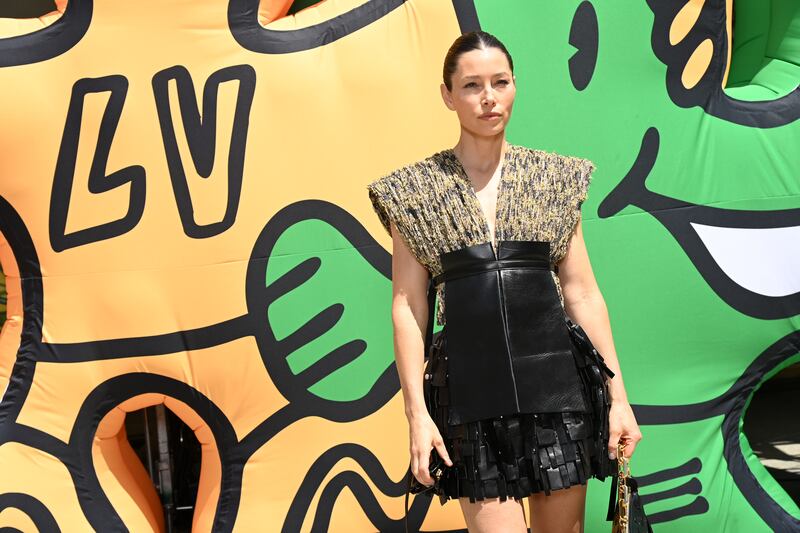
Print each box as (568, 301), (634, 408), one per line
(480, 113), (501, 118)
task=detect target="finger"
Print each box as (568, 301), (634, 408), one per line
(624, 441), (637, 458)
(433, 439), (453, 466)
(417, 452), (433, 485)
(608, 431), (622, 459)
(622, 434), (641, 457)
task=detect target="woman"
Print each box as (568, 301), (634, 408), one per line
(367, 30), (642, 532)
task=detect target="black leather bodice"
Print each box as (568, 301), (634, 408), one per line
(425, 240), (588, 426)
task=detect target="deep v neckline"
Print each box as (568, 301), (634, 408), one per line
(446, 143), (513, 252)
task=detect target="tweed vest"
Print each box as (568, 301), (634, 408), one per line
(366, 142), (595, 326)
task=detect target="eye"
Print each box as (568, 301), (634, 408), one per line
(496, 79), (510, 85)
(568, 1), (599, 91)
(465, 82), (478, 88)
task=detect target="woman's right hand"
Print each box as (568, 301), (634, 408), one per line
(409, 414), (454, 486)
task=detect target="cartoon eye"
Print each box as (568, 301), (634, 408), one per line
(568, 1), (599, 91)
(725, 1), (800, 101)
(649, 0), (800, 126)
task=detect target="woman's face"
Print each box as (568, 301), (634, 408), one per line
(441, 46), (516, 137)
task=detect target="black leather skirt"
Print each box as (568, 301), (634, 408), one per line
(425, 329), (616, 504)
(418, 240), (616, 504)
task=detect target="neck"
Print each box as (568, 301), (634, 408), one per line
(452, 134), (508, 175)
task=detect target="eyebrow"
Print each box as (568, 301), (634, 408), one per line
(462, 72), (509, 79)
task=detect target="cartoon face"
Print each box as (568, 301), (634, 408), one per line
(0, 1), (798, 532)
(493, 1), (800, 530)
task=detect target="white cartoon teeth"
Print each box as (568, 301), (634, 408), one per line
(690, 222), (800, 297)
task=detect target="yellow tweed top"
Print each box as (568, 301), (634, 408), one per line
(366, 142), (595, 326)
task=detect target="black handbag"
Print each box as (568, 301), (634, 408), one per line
(404, 450), (445, 533)
(407, 447), (446, 495)
(403, 428), (447, 533)
(607, 442), (654, 533)
(407, 277), (454, 496)
(406, 338), (448, 497)
(404, 315), (449, 533)
(565, 318), (652, 531)
(565, 316), (616, 481)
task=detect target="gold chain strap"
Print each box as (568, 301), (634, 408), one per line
(612, 442), (630, 533)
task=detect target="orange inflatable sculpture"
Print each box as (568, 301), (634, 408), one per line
(0, 0), (484, 530)
(5, 1), (799, 532)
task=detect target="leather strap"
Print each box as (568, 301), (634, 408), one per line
(606, 465), (619, 521)
(404, 470), (411, 533)
(423, 275), (436, 365)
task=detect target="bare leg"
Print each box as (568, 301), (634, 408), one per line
(527, 483), (587, 533)
(458, 496), (528, 533)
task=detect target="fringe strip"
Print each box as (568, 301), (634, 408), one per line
(425, 332), (615, 505)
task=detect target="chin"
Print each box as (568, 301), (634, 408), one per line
(484, 123), (507, 134)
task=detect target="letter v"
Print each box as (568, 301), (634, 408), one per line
(152, 64), (256, 238)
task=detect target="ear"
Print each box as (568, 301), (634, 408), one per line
(440, 83), (455, 110)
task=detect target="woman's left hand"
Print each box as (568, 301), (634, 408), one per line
(608, 400), (642, 459)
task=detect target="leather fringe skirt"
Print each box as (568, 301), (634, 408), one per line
(425, 328), (617, 505)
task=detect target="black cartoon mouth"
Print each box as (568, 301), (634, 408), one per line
(598, 126), (800, 530)
(599, 126), (800, 320)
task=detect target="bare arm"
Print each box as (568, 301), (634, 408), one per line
(557, 216), (643, 457)
(557, 216), (627, 403)
(389, 221), (454, 482)
(389, 220), (431, 421)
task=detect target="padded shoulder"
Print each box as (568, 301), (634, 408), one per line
(524, 148), (597, 264)
(522, 147), (596, 210)
(365, 156), (442, 275)
(365, 166), (408, 238)
(366, 156), (434, 238)
(560, 154), (596, 211)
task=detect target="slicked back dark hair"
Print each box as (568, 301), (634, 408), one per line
(442, 30), (514, 91)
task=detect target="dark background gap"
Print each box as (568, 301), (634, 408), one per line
(742, 362), (800, 505)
